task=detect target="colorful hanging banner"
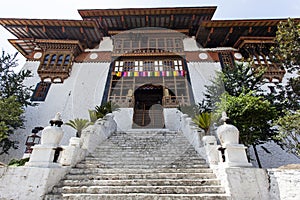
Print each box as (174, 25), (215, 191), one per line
(114, 70), (185, 77)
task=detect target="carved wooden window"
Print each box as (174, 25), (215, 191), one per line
(219, 52), (234, 69)
(31, 82), (51, 101)
(108, 57), (190, 108)
(38, 52), (73, 83)
(113, 37), (183, 54)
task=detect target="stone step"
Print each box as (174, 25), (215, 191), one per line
(80, 158), (207, 164)
(43, 194), (62, 200)
(73, 164), (209, 169)
(65, 172), (217, 180)
(61, 193), (229, 200)
(89, 150), (199, 155)
(68, 168), (213, 175)
(61, 185), (225, 194)
(62, 179), (221, 187)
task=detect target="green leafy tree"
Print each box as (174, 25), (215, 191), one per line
(0, 51), (33, 107)
(268, 19), (300, 113)
(270, 18), (300, 73)
(0, 96), (24, 154)
(0, 51), (33, 154)
(273, 110), (300, 157)
(202, 61), (265, 111)
(216, 92), (278, 146)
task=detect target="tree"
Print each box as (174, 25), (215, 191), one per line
(270, 18), (300, 73)
(0, 51), (32, 154)
(202, 61), (265, 111)
(0, 51), (33, 107)
(0, 96), (24, 154)
(273, 110), (300, 157)
(216, 92), (277, 146)
(269, 18), (300, 113)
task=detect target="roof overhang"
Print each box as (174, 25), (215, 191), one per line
(78, 7), (217, 36)
(196, 18), (300, 48)
(0, 18), (102, 50)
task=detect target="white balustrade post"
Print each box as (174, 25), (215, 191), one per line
(26, 113), (64, 168)
(216, 112), (252, 167)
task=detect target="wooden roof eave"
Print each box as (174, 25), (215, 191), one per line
(78, 7), (217, 18)
(8, 38), (36, 57)
(233, 36), (275, 49)
(0, 18), (97, 27)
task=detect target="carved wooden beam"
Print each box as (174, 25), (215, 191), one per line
(248, 27), (252, 34)
(121, 15), (126, 29)
(268, 26), (272, 33)
(189, 14), (195, 29)
(169, 15), (174, 28)
(203, 27), (214, 47)
(146, 15), (149, 26)
(221, 27), (233, 46)
(25, 25), (34, 38)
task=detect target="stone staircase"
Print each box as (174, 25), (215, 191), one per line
(44, 130), (229, 200)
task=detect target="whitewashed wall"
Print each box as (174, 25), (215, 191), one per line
(187, 62), (221, 104)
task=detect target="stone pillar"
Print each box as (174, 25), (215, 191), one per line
(216, 112), (252, 168)
(202, 136), (219, 165)
(26, 113), (64, 168)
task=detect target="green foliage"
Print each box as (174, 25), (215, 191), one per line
(193, 112), (212, 134)
(216, 92), (277, 146)
(88, 109), (98, 124)
(270, 18), (300, 73)
(268, 19), (300, 113)
(202, 61), (265, 111)
(0, 51), (33, 107)
(273, 110), (300, 156)
(0, 96), (24, 154)
(94, 101), (119, 119)
(0, 51), (33, 154)
(8, 157), (29, 167)
(65, 118), (90, 137)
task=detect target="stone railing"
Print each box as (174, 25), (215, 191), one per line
(0, 113), (117, 199)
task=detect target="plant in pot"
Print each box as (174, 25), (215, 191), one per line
(193, 112), (213, 135)
(65, 118), (90, 137)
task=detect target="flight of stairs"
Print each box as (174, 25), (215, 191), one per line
(44, 130), (229, 200)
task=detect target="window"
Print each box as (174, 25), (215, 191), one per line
(109, 57), (190, 108)
(113, 36), (183, 54)
(38, 52), (73, 83)
(31, 82), (51, 101)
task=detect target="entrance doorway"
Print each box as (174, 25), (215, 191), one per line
(132, 84), (165, 129)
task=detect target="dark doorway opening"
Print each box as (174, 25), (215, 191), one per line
(132, 84), (165, 129)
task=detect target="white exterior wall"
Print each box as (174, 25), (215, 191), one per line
(0, 61), (110, 163)
(187, 62), (221, 104)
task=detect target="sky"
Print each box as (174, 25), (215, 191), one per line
(0, 0), (299, 67)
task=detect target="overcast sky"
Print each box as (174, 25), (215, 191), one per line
(0, 0), (299, 66)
